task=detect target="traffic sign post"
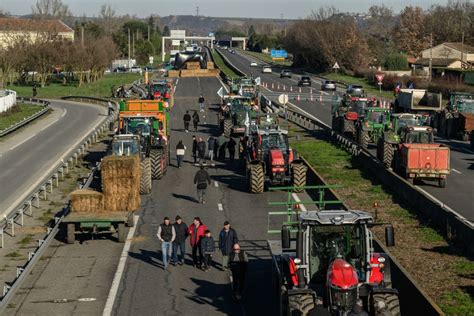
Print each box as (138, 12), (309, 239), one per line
(278, 94), (289, 126)
(333, 62), (340, 74)
(375, 73), (385, 94)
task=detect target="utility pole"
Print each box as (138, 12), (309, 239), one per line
(148, 25), (150, 41)
(196, 6), (199, 16)
(128, 28), (131, 68)
(429, 33), (433, 82)
(81, 26), (84, 47)
(461, 32), (465, 64)
(132, 33), (135, 58)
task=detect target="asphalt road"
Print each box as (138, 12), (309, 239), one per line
(0, 100), (107, 219)
(219, 48), (474, 221)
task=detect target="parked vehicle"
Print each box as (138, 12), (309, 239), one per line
(250, 61), (258, 67)
(436, 92), (474, 140)
(346, 84), (365, 97)
(280, 70), (292, 78)
(298, 76), (311, 87)
(262, 66), (272, 73)
(130, 66), (142, 73)
(321, 80), (336, 91)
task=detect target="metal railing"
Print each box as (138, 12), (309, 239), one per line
(0, 98), (50, 137)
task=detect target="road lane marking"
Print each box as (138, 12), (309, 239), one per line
(214, 181), (219, 187)
(218, 203), (224, 211)
(39, 118), (59, 131)
(9, 133), (36, 151)
(103, 215), (139, 316)
(61, 108), (67, 118)
(292, 193), (308, 212)
(452, 168), (462, 174)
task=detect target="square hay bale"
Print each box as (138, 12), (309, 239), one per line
(168, 70), (180, 77)
(185, 62), (201, 70)
(70, 189), (104, 213)
(101, 155), (141, 212)
(180, 70), (196, 77)
(207, 61), (214, 69)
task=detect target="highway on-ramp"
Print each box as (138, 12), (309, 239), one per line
(0, 100), (107, 218)
(219, 48), (474, 221)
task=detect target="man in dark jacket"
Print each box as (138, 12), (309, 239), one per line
(219, 221), (238, 269)
(172, 216), (188, 265)
(197, 137), (206, 164)
(229, 243), (248, 300)
(200, 230), (215, 271)
(192, 135), (198, 164)
(218, 134), (227, 160)
(192, 111), (200, 132)
(227, 137), (237, 161)
(157, 217), (176, 270)
(207, 136), (216, 161)
(183, 111), (191, 132)
(198, 94), (205, 112)
(194, 165), (211, 203)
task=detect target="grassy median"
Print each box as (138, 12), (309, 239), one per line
(6, 73), (142, 99)
(211, 50), (240, 79)
(0, 104), (44, 131)
(289, 126), (474, 315)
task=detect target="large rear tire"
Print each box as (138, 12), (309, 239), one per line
(372, 293), (401, 316)
(292, 163), (307, 193)
(140, 158), (152, 195)
(248, 164), (264, 194)
(358, 128), (370, 149)
(288, 293), (316, 316)
(382, 141), (394, 169)
(439, 178), (446, 188)
(343, 119), (356, 138)
(224, 119), (233, 137)
(150, 149), (163, 179)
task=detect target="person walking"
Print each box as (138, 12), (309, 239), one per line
(192, 136), (198, 164)
(176, 140), (186, 168)
(229, 243), (248, 300)
(213, 136), (220, 161)
(197, 137), (206, 164)
(32, 83), (37, 97)
(218, 134), (227, 160)
(194, 165), (211, 203)
(198, 94), (205, 112)
(183, 111), (191, 132)
(172, 216), (188, 265)
(157, 217), (176, 270)
(201, 230), (215, 271)
(219, 221), (238, 270)
(207, 136), (216, 161)
(187, 217), (207, 268)
(227, 137), (237, 162)
(192, 111), (200, 132)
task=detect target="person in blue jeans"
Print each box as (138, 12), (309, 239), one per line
(172, 216), (188, 265)
(157, 217), (176, 270)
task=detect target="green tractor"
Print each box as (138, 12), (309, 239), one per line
(356, 107), (391, 149)
(331, 96), (376, 139)
(219, 96), (258, 137)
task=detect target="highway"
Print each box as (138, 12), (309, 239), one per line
(218, 48), (474, 221)
(8, 76), (318, 315)
(0, 100), (107, 219)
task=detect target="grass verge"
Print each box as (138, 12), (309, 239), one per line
(212, 50), (240, 79)
(237, 48), (292, 66)
(323, 73), (395, 100)
(6, 73), (141, 99)
(0, 103), (44, 131)
(289, 126), (474, 315)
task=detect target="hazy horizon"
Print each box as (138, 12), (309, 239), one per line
(1, 0), (449, 19)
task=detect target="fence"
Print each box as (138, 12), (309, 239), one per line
(0, 90), (17, 113)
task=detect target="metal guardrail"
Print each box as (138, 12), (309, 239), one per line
(0, 98), (50, 137)
(0, 161), (101, 312)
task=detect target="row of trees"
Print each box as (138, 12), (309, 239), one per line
(283, 1), (474, 72)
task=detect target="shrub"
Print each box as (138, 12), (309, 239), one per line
(384, 53), (409, 70)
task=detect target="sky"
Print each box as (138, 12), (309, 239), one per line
(1, 0), (449, 19)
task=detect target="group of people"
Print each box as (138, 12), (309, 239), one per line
(157, 217), (248, 300)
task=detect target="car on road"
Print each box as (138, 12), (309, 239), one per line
(346, 84), (365, 96)
(113, 67), (127, 73)
(144, 66), (155, 72)
(230, 49), (236, 54)
(262, 66), (272, 73)
(322, 79), (336, 91)
(250, 62), (258, 67)
(280, 70), (292, 78)
(298, 76), (311, 86)
(130, 66), (142, 73)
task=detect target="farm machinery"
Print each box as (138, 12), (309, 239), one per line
(219, 95), (258, 137)
(331, 96), (377, 138)
(356, 107), (392, 149)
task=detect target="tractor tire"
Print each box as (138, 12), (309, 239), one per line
(288, 293), (316, 316)
(343, 119), (356, 138)
(331, 116), (339, 132)
(382, 141), (394, 169)
(292, 163), (307, 193)
(372, 293), (401, 316)
(248, 164), (264, 194)
(140, 158), (152, 195)
(376, 137), (384, 161)
(224, 119), (233, 137)
(439, 178), (446, 188)
(150, 149), (163, 180)
(66, 223), (75, 244)
(117, 223), (126, 243)
(358, 129), (370, 149)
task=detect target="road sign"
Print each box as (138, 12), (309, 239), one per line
(375, 73), (385, 83)
(271, 50), (288, 59)
(332, 62), (340, 69)
(149, 56), (154, 64)
(278, 94), (289, 105)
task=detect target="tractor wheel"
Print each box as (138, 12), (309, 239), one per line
(331, 116), (339, 132)
(439, 178), (446, 188)
(358, 129), (370, 149)
(66, 223), (75, 244)
(248, 164), (264, 194)
(382, 141), (394, 169)
(224, 119), (233, 137)
(343, 119), (356, 138)
(140, 158), (152, 195)
(292, 163), (307, 193)
(117, 223), (126, 243)
(376, 137), (384, 161)
(288, 293), (316, 316)
(372, 293), (401, 316)
(150, 149), (163, 179)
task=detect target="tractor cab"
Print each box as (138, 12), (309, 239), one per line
(150, 80), (172, 101)
(448, 92), (474, 113)
(400, 126), (434, 144)
(111, 134), (141, 157)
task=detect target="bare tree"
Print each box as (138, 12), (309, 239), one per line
(393, 6), (430, 56)
(310, 6), (338, 21)
(31, 0), (72, 21)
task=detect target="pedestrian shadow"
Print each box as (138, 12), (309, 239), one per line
(128, 248), (162, 268)
(210, 174), (248, 193)
(172, 193), (198, 203)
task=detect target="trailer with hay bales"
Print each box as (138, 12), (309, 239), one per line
(119, 100), (170, 179)
(64, 153), (142, 244)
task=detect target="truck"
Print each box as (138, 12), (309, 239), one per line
(378, 125), (450, 187)
(437, 92), (474, 140)
(119, 100), (170, 180)
(393, 89), (442, 119)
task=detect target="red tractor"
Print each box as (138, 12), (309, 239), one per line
(331, 96), (377, 138)
(271, 208), (400, 316)
(245, 123), (307, 193)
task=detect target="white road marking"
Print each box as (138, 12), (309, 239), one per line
(218, 203), (224, 211)
(9, 133), (36, 151)
(214, 181), (219, 187)
(61, 108), (67, 118)
(102, 215), (139, 316)
(452, 168), (462, 174)
(291, 193), (308, 212)
(174, 79), (179, 93)
(39, 118), (59, 131)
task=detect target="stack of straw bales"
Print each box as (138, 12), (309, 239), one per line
(70, 189), (104, 213)
(185, 62), (201, 70)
